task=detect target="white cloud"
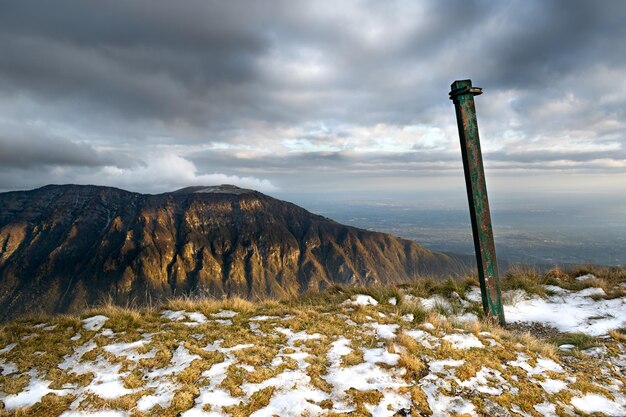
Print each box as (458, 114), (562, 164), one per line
(27, 153), (278, 194)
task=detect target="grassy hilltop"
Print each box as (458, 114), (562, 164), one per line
(0, 266), (625, 416)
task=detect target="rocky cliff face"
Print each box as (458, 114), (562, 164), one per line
(0, 184), (464, 319)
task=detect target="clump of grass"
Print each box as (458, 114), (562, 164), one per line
(550, 332), (598, 350)
(341, 346), (364, 367)
(501, 266), (547, 297)
(294, 285), (350, 308)
(345, 388), (383, 414)
(544, 265), (626, 297)
(165, 295), (255, 315)
(424, 312), (452, 333)
(9, 393), (75, 417)
(169, 386), (200, 416)
(430, 276), (474, 298)
(223, 386), (275, 417)
(609, 329), (626, 342)
(409, 385), (431, 416)
(511, 331), (557, 359)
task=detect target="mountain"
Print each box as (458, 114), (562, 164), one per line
(0, 184), (464, 319)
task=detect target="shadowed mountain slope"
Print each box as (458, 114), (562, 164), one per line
(0, 184), (465, 319)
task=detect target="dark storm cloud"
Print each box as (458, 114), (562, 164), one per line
(0, 1), (272, 124)
(0, 0), (625, 194)
(0, 129), (136, 169)
(0, 135), (99, 168)
(482, 1), (626, 89)
(2, 0), (621, 126)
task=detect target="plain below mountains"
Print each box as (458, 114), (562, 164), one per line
(0, 184), (465, 319)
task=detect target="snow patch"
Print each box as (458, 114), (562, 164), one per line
(453, 312), (479, 323)
(325, 336), (410, 415)
(539, 378), (568, 394)
(212, 310), (237, 318)
(465, 287), (483, 303)
(161, 310), (186, 321)
(60, 412), (129, 417)
(508, 354), (563, 376)
(328, 337), (352, 365)
(250, 315), (278, 321)
(420, 359), (476, 416)
(363, 348), (399, 366)
(343, 294), (378, 306)
(405, 329), (440, 349)
(0, 342), (16, 355)
(104, 339), (156, 362)
(505, 287), (626, 335)
(82, 315), (109, 331)
(401, 313), (414, 322)
(443, 333), (484, 350)
(575, 273), (597, 282)
(1, 360), (17, 376)
(137, 344), (201, 412)
(2, 369), (70, 410)
(419, 295), (453, 313)
(366, 322), (399, 340)
(534, 401), (558, 417)
(570, 394), (626, 416)
(161, 310), (209, 326)
(458, 366), (507, 395)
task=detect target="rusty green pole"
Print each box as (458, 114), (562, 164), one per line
(449, 79), (505, 325)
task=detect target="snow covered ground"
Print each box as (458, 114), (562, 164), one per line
(0, 275), (625, 416)
(504, 285), (626, 336)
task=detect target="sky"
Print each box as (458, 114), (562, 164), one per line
(1, 0), (625, 208)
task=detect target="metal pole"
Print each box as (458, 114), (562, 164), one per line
(449, 79), (505, 325)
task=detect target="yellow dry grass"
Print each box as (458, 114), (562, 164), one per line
(0, 266), (624, 416)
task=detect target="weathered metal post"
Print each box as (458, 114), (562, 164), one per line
(449, 79), (505, 325)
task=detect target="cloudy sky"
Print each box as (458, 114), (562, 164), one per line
(1, 0), (625, 206)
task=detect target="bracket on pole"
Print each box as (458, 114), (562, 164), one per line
(450, 79), (505, 325)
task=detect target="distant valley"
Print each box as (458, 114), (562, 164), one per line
(296, 199), (626, 267)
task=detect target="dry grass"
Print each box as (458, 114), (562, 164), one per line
(1, 267), (625, 416)
(498, 265), (626, 304)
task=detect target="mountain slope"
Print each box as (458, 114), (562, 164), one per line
(0, 184), (464, 319)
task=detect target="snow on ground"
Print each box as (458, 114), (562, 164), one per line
(249, 315), (278, 321)
(418, 295), (453, 314)
(81, 315), (109, 331)
(420, 359), (476, 416)
(1, 281), (626, 416)
(161, 310), (209, 326)
(405, 329), (440, 349)
(453, 312), (479, 323)
(570, 393), (626, 416)
(504, 285), (626, 335)
(342, 294), (378, 306)
(508, 353), (564, 376)
(576, 273), (596, 282)
(465, 286), (483, 303)
(212, 310), (238, 318)
(138, 344), (201, 411)
(325, 336), (410, 415)
(365, 322), (399, 340)
(60, 412), (128, 417)
(442, 332), (484, 350)
(183, 341), (254, 416)
(2, 369), (70, 409)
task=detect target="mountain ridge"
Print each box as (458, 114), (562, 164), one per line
(0, 184), (465, 319)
